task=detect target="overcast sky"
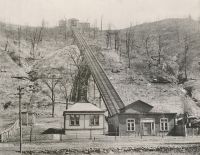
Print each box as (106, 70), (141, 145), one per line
(0, 0), (199, 29)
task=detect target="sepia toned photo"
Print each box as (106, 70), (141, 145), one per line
(0, 0), (200, 154)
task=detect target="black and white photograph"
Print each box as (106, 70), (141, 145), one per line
(0, 0), (200, 154)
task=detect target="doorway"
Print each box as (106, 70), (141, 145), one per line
(141, 118), (155, 136)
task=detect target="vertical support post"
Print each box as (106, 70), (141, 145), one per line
(30, 125), (33, 143)
(93, 79), (95, 101)
(90, 128), (92, 140)
(184, 125), (187, 137)
(99, 95), (101, 108)
(63, 115), (66, 134)
(26, 112), (28, 126)
(115, 127), (117, 141)
(18, 86), (23, 154)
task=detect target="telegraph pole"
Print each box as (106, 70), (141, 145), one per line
(17, 86), (24, 154)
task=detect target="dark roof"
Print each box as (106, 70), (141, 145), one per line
(124, 100), (153, 109)
(120, 100), (176, 114)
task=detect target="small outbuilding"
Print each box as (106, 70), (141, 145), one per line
(63, 102), (105, 135)
(108, 100), (177, 136)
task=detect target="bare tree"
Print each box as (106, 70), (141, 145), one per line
(183, 34), (189, 80)
(141, 32), (153, 69)
(29, 20), (45, 59)
(126, 29), (131, 68)
(157, 34), (164, 65)
(125, 26), (136, 68)
(106, 24), (112, 48)
(100, 15), (103, 33)
(175, 21), (180, 43)
(42, 74), (61, 117)
(59, 73), (72, 109)
(93, 19), (98, 39)
(114, 31), (120, 51)
(17, 26), (22, 66)
(4, 24), (12, 51)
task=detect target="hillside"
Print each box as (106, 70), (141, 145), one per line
(94, 18), (200, 116)
(0, 18), (200, 118)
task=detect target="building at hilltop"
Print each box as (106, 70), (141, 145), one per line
(78, 22), (90, 33)
(58, 19), (67, 27)
(68, 18), (79, 27)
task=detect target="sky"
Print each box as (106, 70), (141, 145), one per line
(0, 0), (199, 29)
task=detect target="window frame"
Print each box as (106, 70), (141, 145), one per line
(160, 118), (169, 131)
(126, 119), (135, 131)
(89, 114), (100, 126)
(69, 114), (80, 126)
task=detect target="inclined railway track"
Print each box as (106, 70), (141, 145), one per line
(72, 29), (125, 116)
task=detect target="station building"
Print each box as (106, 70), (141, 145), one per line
(63, 102), (105, 135)
(108, 100), (177, 136)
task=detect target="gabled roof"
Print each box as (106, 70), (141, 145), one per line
(120, 100), (153, 114)
(64, 102), (104, 113)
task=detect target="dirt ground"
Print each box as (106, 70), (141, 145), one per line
(0, 136), (200, 155)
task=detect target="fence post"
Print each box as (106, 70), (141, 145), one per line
(30, 125), (33, 143)
(184, 125), (187, 137)
(115, 128), (117, 141)
(60, 133), (62, 142)
(90, 129), (92, 140)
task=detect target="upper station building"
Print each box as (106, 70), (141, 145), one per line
(68, 18), (79, 27)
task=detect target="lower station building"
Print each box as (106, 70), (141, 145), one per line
(108, 100), (177, 136)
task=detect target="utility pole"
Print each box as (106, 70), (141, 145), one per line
(17, 86), (24, 154)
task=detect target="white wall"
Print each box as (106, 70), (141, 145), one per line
(64, 113), (104, 130)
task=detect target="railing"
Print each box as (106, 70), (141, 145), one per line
(0, 119), (19, 142)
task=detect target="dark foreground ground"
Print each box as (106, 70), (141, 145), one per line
(0, 136), (200, 155)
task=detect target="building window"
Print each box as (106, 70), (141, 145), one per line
(70, 115), (80, 126)
(90, 115), (99, 126)
(160, 118), (168, 131)
(127, 119), (135, 131)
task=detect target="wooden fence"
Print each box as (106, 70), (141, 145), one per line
(0, 119), (19, 142)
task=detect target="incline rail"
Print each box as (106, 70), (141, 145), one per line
(72, 29), (125, 116)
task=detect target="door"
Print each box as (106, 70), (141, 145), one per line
(143, 122), (151, 135)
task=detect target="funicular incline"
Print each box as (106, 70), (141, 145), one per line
(72, 29), (125, 116)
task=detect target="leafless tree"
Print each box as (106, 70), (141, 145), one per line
(17, 26), (22, 66)
(58, 71), (72, 109)
(175, 21), (180, 43)
(29, 20), (45, 59)
(114, 31), (120, 51)
(125, 26), (136, 68)
(183, 34), (189, 80)
(141, 32), (153, 69)
(100, 15), (103, 33)
(157, 34), (164, 65)
(93, 19), (98, 39)
(126, 30), (131, 68)
(106, 24), (112, 48)
(59, 78), (69, 109)
(4, 24), (13, 51)
(42, 74), (61, 117)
